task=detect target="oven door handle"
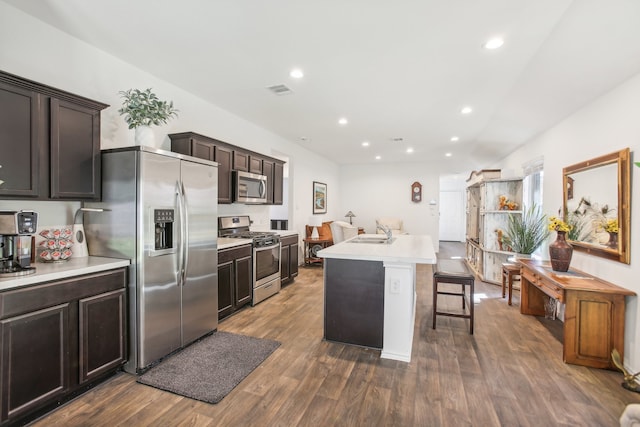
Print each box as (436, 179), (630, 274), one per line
(254, 242), (280, 251)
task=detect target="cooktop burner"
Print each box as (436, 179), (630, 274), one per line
(226, 231), (277, 239)
(218, 216), (280, 247)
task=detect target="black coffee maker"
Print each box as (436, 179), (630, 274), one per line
(0, 210), (38, 277)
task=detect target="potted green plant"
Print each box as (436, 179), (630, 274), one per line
(118, 88), (179, 145)
(502, 205), (550, 256)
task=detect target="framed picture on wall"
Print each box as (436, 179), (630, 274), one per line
(313, 181), (327, 214)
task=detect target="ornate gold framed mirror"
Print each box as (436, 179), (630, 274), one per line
(562, 148), (630, 263)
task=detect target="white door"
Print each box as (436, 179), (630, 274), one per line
(439, 191), (465, 241)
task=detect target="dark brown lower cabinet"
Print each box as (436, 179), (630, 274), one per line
(218, 244), (252, 320)
(1, 304), (70, 422)
(280, 234), (299, 284)
(79, 288), (126, 383)
(0, 268), (127, 426)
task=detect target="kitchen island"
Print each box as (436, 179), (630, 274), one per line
(317, 234), (436, 362)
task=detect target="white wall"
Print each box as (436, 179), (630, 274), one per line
(0, 2), (339, 242)
(339, 163), (440, 250)
(497, 71), (640, 373)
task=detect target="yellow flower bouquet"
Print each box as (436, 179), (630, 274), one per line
(603, 218), (619, 233)
(548, 216), (572, 232)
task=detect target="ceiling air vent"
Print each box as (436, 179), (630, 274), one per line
(267, 84), (293, 96)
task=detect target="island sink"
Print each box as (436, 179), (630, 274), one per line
(348, 235), (395, 244)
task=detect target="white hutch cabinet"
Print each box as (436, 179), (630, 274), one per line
(466, 170), (523, 284)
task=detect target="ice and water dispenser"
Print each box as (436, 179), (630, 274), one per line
(153, 209), (174, 252)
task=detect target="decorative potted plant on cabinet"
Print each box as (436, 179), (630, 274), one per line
(118, 88), (179, 146)
(502, 205), (550, 258)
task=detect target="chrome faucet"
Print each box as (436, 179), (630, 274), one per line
(376, 224), (392, 242)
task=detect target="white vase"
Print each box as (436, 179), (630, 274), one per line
(134, 125), (154, 146)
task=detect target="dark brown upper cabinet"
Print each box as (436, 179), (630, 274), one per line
(232, 150), (248, 171)
(169, 131), (285, 205)
(248, 155), (263, 174)
(273, 162), (284, 205)
(0, 81), (39, 198)
(0, 71), (108, 201)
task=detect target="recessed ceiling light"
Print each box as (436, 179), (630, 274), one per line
(445, 152), (453, 157)
(375, 155), (381, 160)
(289, 68), (304, 79)
(338, 117), (348, 125)
(406, 147), (414, 154)
(450, 136), (459, 142)
(460, 106), (473, 115)
(362, 141), (370, 147)
(483, 37), (504, 50)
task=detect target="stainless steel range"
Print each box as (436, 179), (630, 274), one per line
(219, 216), (281, 305)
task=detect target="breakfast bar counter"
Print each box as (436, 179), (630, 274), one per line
(317, 234), (436, 362)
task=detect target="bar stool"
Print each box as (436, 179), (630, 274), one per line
(433, 259), (475, 334)
(501, 263), (520, 306)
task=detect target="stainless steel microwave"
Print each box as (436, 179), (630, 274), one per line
(233, 170), (267, 204)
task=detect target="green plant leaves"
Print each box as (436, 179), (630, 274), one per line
(117, 88), (179, 129)
(502, 205), (550, 254)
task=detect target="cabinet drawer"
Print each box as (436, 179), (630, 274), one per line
(0, 268), (127, 319)
(218, 244), (252, 264)
(537, 278), (563, 302)
(521, 269), (538, 285)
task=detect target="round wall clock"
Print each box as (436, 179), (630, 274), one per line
(411, 181), (422, 203)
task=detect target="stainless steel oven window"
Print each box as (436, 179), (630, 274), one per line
(254, 243), (281, 287)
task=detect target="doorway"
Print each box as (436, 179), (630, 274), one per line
(439, 190), (465, 242)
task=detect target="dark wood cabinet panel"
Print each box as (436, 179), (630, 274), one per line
(262, 161), (274, 205)
(218, 245), (252, 321)
(78, 288), (126, 383)
(215, 146), (232, 204)
(0, 71), (107, 201)
(235, 255), (252, 307)
(280, 234), (299, 284)
(249, 156), (263, 174)
(191, 139), (215, 161)
(233, 150), (249, 171)
(1, 304), (70, 422)
(0, 267), (126, 426)
(0, 82), (40, 197)
(289, 243), (299, 280)
(324, 259), (385, 349)
(217, 260), (234, 319)
(273, 162), (284, 205)
(50, 99), (101, 200)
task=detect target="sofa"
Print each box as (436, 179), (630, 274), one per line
(330, 221), (358, 243)
(375, 217), (405, 236)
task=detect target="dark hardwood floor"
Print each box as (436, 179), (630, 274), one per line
(31, 242), (640, 426)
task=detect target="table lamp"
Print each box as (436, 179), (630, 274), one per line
(309, 216), (322, 239)
(345, 211), (356, 225)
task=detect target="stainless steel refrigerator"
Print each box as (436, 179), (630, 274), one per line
(84, 146), (218, 373)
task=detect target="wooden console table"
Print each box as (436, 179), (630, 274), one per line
(518, 259), (635, 369)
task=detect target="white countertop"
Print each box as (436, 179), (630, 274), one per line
(0, 256), (131, 291)
(317, 234), (437, 264)
(218, 237), (253, 250)
(250, 229), (299, 237)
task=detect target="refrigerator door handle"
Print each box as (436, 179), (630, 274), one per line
(176, 180), (186, 286)
(180, 181), (190, 286)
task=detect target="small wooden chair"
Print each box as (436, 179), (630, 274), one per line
(501, 263), (520, 306)
(433, 259), (475, 334)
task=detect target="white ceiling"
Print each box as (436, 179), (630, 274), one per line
(5, 0), (640, 172)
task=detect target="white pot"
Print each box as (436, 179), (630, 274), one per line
(134, 125), (154, 146)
